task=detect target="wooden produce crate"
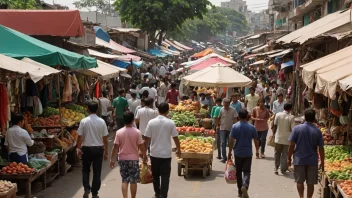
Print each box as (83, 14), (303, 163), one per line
(180, 152), (212, 159)
(177, 152), (213, 179)
(0, 184), (17, 198)
(337, 181), (352, 198)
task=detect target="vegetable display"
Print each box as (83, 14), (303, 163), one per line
(169, 100), (200, 112)
(0, 162), (36, 175)
(28, 158), (50, 170)
(171, 111), (198, 127)
(41, 107), (59, 117)
(179, 136), (214, 153)
(340, 180), (352, 197)
(176, 126), (205, 133)
(0, 180), (15, 193)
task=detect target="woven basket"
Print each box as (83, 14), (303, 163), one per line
(200, 119), (212, 129)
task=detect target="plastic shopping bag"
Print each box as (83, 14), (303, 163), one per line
(140, 163), (152, 184)
(224, 160), (237, 184)
(267, 135), (276, 147)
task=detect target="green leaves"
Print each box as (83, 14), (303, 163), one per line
(0, 0), (39, 9)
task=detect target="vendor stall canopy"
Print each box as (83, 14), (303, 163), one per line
(0, 55), (60, 82)
(77, 60), (126, 80)
(183, 63), (252, 87)
(94, 26), (110, 42)
(0, 25), (97, 69)
(192, 48), (214, 58)
(181, 53), (236, 68)
(300, 44), (352, 99)
(0, 10), (84, 37)
(95, 37), (136, 54)
(277, 9), (352, 45)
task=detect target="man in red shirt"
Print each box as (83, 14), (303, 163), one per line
(165, 82), (180, 105)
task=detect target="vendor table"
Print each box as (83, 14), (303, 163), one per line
(0, 155), (58, 198)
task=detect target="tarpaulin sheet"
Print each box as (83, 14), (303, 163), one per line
(165, 39), (184, 51)
(148, 49), (168, 57)
(94, 26), (110, 42)
(0, 25), (97, 69)
(190, 57), (228, 71)
(173, 41), (193, 50)
(0, 10), (84, 37)
(112, 60), (143, 68)
(192, 48), (214, 58)
(96, 37), (136, 54)
(0, 55), (60, 83)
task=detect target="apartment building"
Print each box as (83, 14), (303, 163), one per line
(221, 0), (248, 12)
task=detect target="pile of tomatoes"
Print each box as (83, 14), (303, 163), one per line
(0, 162), (36, 175)
(176, 126), (205, 133)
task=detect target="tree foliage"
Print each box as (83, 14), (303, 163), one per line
(169, 7), (249, 41)
(0, 0), (39, 9)
(114, 0), (212, 47)
(73, 0), (111, 13)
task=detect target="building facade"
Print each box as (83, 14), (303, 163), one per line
(221, 0), (247, 12)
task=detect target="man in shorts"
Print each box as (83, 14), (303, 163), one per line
(288, 108), (325, 198)
(110, 112), (147, 198)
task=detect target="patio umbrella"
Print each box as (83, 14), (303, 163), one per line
(183, 63), (252, 88)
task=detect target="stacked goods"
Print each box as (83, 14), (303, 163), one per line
(195, 88), (215, 96)
(41, 107), (59, 117)
(24, 112), (60, 127)
(65, 104), (89, 116)
(324, 146), (352, 180)
(28, 158), (50, 170)
(171, 111), (198, 127)
(321, 125), (347, 145)
(70, 129), (79, 142)
(176, 126), (205, 135)
(179, 136), (214, 153)
(61, 107), (86, 126)
(339, 180), (352, 197)
(169, 100), (200, 112)
(203, 129), (216, 137)
(0, 180), (15, 193)
(0, 162), (36, 175)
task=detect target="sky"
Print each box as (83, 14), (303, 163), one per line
(45, 0), (268, 12)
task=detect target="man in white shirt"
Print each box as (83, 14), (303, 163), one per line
(245, 87), (260, 115)
(140, 82), (158, 106)
(128, 92), (141, 116)
(272, 103), (295, 175)
(144, 102), (181, 198)
(99, 91), (112, 126)
(158, 64), (168, 78)
(158, 78), (169, 103)
(5, 114), (34, 164)
(76, 102), (109, 198)
(272, 93), (285, 114)
(253, 80), (264, 98)
(135, 98), (158, 137)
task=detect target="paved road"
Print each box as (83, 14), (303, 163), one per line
(32, 132), (318, 198)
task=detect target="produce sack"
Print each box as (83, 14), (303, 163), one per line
(224, 160), (237, 184)
(140, 163), (152, 184)
(267, 135), (275, 147)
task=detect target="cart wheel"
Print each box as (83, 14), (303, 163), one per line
(178, 163), (182, 176)
(184, 169), (188, 179)
(207, 164), (211, 176)
(202, 167), (207, 179)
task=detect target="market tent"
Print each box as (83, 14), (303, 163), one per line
(173, 41), (193, 50)
(181, 53), (236, 67)
(117, 54), (141, 62)
(190, 57), (230, 71)
(252, 44), (269, 53)
(165, 39), (184, 51)
(94, 26), (110, 42)
(0, 55), (60, 82)
(0, 10), (84, 37)
(160, 46), (180, 56)
(148, 49), (168, 57)
(243, 54), (258, 59)
(268, 49), (293, 58)
(78, 60), (126, 80)
(183, 63), (252, 87)
(192, 48), (214, 58)
(281, 61), (294, 69)
(88, 49), (120, 59)
(301, 45), (352, 89)
(250, 60), (265, 66)
(277, 10), (351, 45)
(112, 60), (143, 69)
(95, 37), (136, 54)
(339, 76), (352, 92)
(0, 25), (97, 69)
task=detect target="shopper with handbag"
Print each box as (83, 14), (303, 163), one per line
(251, 98), (270, 158)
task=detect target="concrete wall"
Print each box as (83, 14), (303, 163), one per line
(80, 11), (122, 28)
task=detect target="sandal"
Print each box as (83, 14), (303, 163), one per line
(260, 153), (266, 158)
(255, 153), (259, 159)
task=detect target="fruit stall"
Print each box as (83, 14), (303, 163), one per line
(177, 136), (215, 179)
(0, 180), (17, 198)
(319, 145), (352, 198)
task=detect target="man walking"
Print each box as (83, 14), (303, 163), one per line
(231, 93), (245, 114)
(110, 112), (147, 198)
(76, 102), (109, 198)
(217, 98), (238, 163)
(211, 98), (223, 159)
(228, 109), (259, 198)
(98, 91), (112, 126)
(165, 82), (180, 105)
(113, 89), (129, 130)
(144, 102), (181, 198)
(288, 108), (325, 198)
(245, 87), (259, 115)
(272, 103), (295, 174)
(128, 92), (141, 116)
(272, 93), (285, 114)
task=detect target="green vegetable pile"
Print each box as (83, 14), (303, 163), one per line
(199, 108), (208, 114)
(42, 107), (59, 117)
(171, 111), (198, 127)
(327, 168), (352, 180)
(66, 104), (89, 116)
(325, 146), (352, 162)
(178, 135), (213, 144)
(28, 159), (50, 170)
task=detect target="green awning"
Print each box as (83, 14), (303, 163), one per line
(0, 25), (97, 69)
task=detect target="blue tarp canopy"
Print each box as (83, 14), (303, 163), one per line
(148, 49), (168, 57)
(94, 26), (110, 42)
(112, 60), (143, 69)
(281, 60), (294, 69)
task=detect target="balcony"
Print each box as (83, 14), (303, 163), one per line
(289, 0), (322, 21)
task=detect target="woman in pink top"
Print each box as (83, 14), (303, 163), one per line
(251, 98), (271, 159)
(110, 112), (147, 198)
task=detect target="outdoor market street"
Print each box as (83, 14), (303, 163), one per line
(32, 130), (318, 198)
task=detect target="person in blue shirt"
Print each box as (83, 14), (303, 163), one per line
(228, 109), (259, 198)
(288, 108), (325, 198)
(230, 93), (245, 114)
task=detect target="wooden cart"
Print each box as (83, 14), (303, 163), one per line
(177, 152), (213, 179)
